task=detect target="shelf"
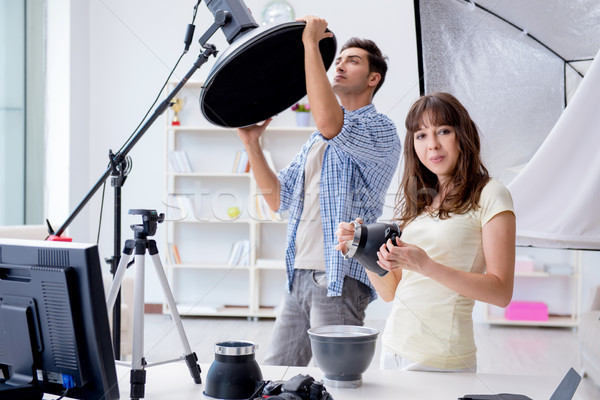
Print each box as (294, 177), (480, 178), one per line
(165, 219), (286, 225)
(165, 261), (286, 271)
(255, 219), (287, 224)
(165, 218), (254, 224)
(169, 172), (251, 178)
(168, 125), (315, 135)
(164, 82), (313, 318)
(263, 126), (316, 134)
(254, 264), (286, 271)
(171, 303), (277, 318)
(483, 249), (582, 328)
(515, 271), (573, 278)
(484, 314), (578, 328)
(166, 263), (250, 270)
(168, 126), (237, 133)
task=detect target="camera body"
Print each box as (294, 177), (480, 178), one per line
(257, 374), (332, 400)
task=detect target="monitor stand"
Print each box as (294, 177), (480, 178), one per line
(0, 296), (43, 400)
(0, 383), (43, 400)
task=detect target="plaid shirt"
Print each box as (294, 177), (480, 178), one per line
(277, 104), (400, 300)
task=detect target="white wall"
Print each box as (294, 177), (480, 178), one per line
(45, 0), (90, 241)
(46, 0), (417, 315)
(46, 0), (600, 316)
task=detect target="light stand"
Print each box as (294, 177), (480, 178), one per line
(46, 10), (230, 359)
(106, 209), (201, 400)
(107, 152), (131, 359)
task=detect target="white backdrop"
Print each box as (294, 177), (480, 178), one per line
(508, 50), (600, 250)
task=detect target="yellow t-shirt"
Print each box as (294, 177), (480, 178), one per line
(381, 179), (514, 370)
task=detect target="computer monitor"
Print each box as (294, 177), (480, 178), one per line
(0, 238), (119, 400)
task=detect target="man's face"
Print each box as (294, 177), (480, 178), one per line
(332, 47), (376, 96)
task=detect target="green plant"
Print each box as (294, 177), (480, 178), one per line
(291, 102), (310, 112)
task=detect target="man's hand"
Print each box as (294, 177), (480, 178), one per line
(335, 218), (363, 255)
(237, 118), (272, 148)
(296, 15), (334, 48)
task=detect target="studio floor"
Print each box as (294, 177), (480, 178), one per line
(130, 314), (600, 400)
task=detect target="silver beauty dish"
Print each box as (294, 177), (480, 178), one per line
(307, 325), (379, 388)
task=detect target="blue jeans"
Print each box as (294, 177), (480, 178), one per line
(263, 269), (371, 366)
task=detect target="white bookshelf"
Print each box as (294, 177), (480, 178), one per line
(163, 81), (313, 318)
(483, 248), (581, 327)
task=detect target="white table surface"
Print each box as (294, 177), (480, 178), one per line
(103, 361), (582, 400)
(284, 366), (581, 400)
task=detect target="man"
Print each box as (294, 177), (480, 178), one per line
(237, 15), (400, 366)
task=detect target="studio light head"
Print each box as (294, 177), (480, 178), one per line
(204, 0), (258, 44)
(344, 222), (402, 277)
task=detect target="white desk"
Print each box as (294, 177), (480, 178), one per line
(106, 362), (583, 400)
(284, 366), (581, 400)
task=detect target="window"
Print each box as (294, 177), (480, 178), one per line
(0, 0), (44, 225)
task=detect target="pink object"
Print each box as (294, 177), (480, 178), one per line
(515, 259), (535, 273)
(505, 301), (549, 321)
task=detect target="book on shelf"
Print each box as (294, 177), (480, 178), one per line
(543, 263), (573, 275)
(168, 150), (193, 173)
(232, 150), (250, 173)
(227, 240), (250, 266)
(254, 194), (283, 221)
(165, 243), (174, 264)
(232, 150), (241, 173)
(169, 243), (182, 264)
(231, 148), (272, 174)
(165, 193), (198, 221)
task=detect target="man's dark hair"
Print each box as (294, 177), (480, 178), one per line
(341, 37), (388, 95)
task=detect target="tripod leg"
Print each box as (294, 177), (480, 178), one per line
(131, 252), (146, 369)
(130, 369), (146, 400)
(130, 251), (147, 399)
(106, 247), (132, 311)
(147, 241), (202, 384)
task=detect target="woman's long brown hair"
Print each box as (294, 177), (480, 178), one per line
(394, 92), (489, 228)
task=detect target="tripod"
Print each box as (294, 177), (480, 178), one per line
(106, 209), (201, 399)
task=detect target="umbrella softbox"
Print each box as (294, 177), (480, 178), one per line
(414, 0), (600, 178)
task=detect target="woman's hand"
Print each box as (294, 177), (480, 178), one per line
(334, 218), (363, 255)
(376, 238), (434, 275)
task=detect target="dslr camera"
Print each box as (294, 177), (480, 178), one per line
(255, 374), (333, 400)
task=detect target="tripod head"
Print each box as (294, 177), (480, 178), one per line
(129, 209), (165, 239)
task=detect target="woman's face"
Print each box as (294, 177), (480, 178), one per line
(413, 113), (460, 185)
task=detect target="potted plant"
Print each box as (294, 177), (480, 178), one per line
(291, 102), (311, 126)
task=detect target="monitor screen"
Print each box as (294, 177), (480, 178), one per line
(0, 238), (119, 400)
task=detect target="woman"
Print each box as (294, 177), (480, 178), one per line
(336, 92), (516, 372)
